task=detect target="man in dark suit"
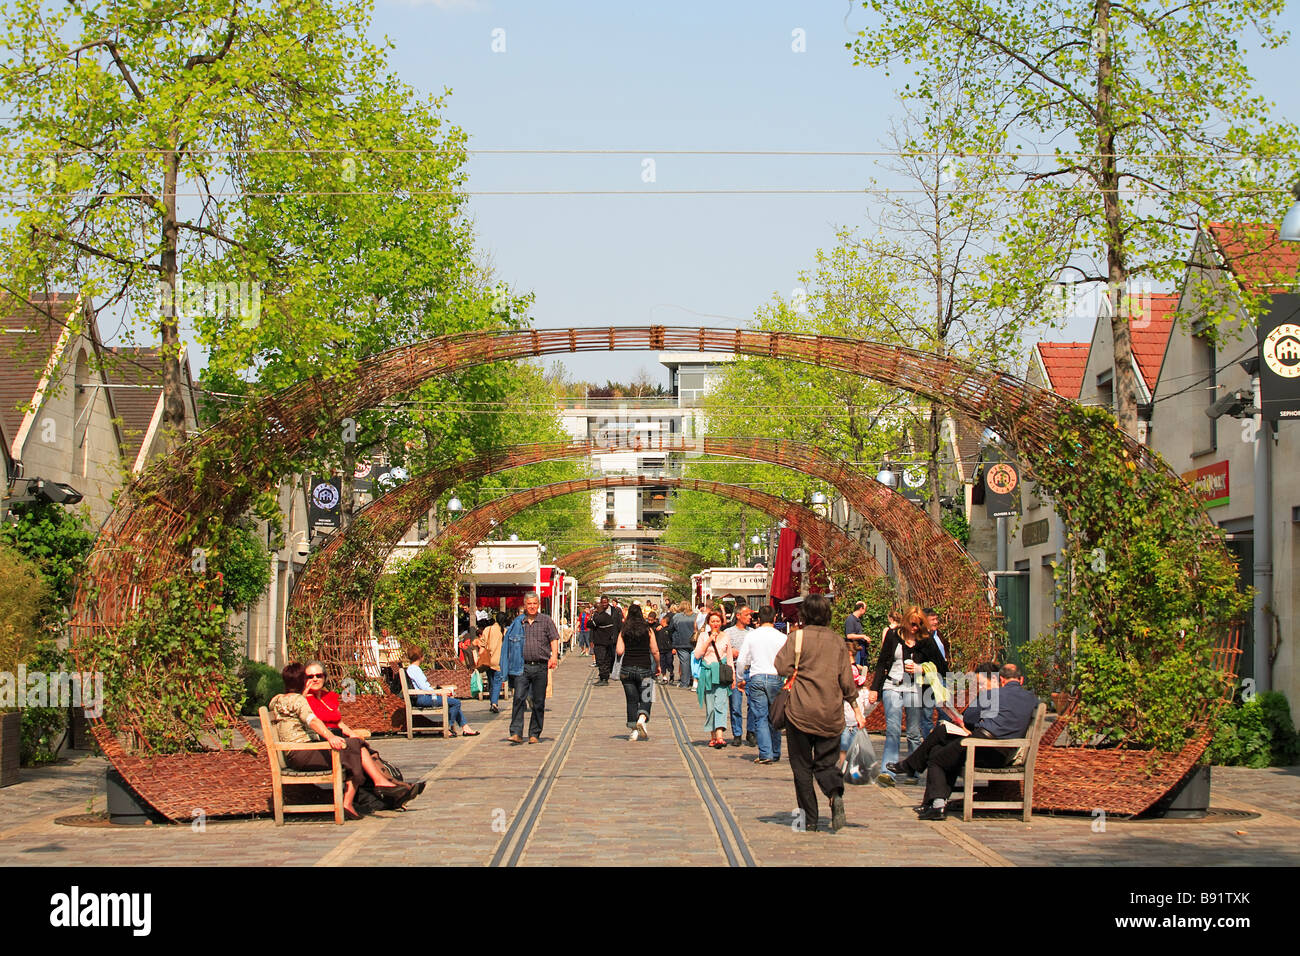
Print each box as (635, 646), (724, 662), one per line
(588, 594), (623, 685)
(887, 663), (1039, 820)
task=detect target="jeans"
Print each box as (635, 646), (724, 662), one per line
(745, 674), (783, 760)
(578, 629), (590, 649)
(509, 662), (548, 738)
(594, 643), (615, 681)
(414, 693), (466, 727)
(675, 649), (694, 688)
(880, 687), (923, 779)
(620, 665), (654, 727)
(730, 670), (756, 737)
(486, 668), (503, 707)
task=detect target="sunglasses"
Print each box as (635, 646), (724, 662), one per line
(306, 673), (325, 680)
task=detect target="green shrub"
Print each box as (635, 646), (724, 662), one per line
(18, 645), (67, 765)
(1257, 691), (1300, 765)
(240, 659), (284, 716)
(1208, 699), (1271, 767)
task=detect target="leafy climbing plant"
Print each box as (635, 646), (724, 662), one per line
(1020, 406), (1249, 751)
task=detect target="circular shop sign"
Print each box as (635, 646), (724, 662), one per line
(311, 482), (340, 510)
(1263, 323), (1300, 379)
(986, 462), (1018, 495)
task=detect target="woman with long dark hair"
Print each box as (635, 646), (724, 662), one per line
(616, 603), (660, 741)
(693, 609), (733, 748)
(869, 604), (946, 787)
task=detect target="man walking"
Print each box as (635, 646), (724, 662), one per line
(723, 603), (755, 747)
(845, 600), (868, 667)
(736, 605), (788, 763)
(588, 594), (622, 686)
(671, 599), (697, 689)
(504, 592), (560, 744)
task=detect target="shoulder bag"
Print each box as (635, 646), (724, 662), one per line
(708, 638), (734, 686)
(769, 629), (803, 731)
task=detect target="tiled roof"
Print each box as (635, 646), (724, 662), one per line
(1207, 222), (1300, 295)
(1035, 342), (1090, 399)
(105, 347), (165, 469)
(0, 294), (79, 452)
(1131, 293), (1178, 392)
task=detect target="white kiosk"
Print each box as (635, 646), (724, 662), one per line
(699, 566), (772, 614)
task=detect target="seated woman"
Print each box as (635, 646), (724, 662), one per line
(268, 662), (420, 819)
(302, 660), (368, 741)
(404, 646), (480, 736)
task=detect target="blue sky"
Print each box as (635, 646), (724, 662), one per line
(360, 0), (1299, 386)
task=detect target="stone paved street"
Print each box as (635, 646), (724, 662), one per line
(1, 655), (1298, 867)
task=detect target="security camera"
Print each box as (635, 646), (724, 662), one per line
(1205, 389), (1256, 421)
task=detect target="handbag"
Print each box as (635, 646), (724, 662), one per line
(709, 638), (734, 686)
(770, 629), (803, 731)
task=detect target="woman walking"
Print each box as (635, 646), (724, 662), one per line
(616, 604), (660, 741)
(475, 611), (507, 713)
(869, 605), (946, 787)
(670, 599), (697, 689)
(693, 609), (733, 748)
(648, 609), (673, 684)
(774, 594), (865, 833)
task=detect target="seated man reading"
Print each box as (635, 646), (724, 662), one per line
(887, 662), (1038, 821)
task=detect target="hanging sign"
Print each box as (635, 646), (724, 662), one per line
(901, 467), (927, 503)
(1259, 293), (1300, 421)
(352, 459), (375, 495)
(308, 475), (342, 530)
(983, 447), (1021, 519)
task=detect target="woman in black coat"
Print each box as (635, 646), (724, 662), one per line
(868, 605), (947, 787)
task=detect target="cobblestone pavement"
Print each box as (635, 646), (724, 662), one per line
(1, 655), (1297, 867)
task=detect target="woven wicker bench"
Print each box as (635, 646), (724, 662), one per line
(257, 706), (345, 825)
(959, 702), (1048, 822)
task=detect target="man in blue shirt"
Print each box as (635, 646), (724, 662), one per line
(502, 593), (560, 744)
(886, 663), (1039, 820)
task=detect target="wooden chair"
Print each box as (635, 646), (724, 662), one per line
(397, 667), (457, 739)
(257, 706), (344, 825)
(959, 702), (1048, 822)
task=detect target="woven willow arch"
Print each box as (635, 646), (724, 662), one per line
(299, 472), (888, 684)
(555, 545), (706, 576)
(285, 435), (991, 684)
(69, 326), (1235, 820)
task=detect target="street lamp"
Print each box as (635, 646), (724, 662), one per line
(447, 496), (462, 514)
(810, 491), (827, 505)
(875, 469), (896, 487)
(1281, 182), (1300, 243)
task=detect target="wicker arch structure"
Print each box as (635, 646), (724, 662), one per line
(71, 326), (1237, 820)
(282, 473), (888, 741)
(286, 435), (993, 689)
(554, 544), (706, 578)
(307, 473), (886, 683)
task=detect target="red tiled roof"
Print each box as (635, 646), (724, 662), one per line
(1207, 222), (1300, 295)
(1035, 342), (1090, 400)
(0, 294), (79, 452)
(1130, 293), (1178, 392)
(105, 347), (165, 468)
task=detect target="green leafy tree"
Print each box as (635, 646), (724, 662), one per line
(0, 0), (488, 446)
(851, 0), (1299, 437)
(0, 501), (95, 617)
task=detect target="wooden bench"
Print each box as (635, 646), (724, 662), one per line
(257, 706), (344, 825)
(959, 702), (1048, 822)
(397, 667), (457, 739)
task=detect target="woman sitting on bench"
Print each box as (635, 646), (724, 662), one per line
(404, 646), (480, 736)
(268, 663), (420, 819)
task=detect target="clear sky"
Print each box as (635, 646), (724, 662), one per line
(348, 0), (1297, 386)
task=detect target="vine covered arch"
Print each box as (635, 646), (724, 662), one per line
(302, 472), (890, 688)
(554, 544), (706, 578)
(70, 326), (1240, 820)
(285, 435), (994, 683)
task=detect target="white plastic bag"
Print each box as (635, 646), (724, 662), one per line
(842, 729), (879, 786)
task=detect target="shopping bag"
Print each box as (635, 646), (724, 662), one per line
(469, 670), (483, 698)
(610, 653), (623, 681)
(690, 655), (702, 680)
(842, 729), (879, 786)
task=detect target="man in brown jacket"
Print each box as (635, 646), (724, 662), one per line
(775, 594), (866, 832)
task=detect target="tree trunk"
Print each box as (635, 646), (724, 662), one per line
(159, 147), (187, 449)
(341, 442), (356, 530)
(1096, 0), (1139, 437)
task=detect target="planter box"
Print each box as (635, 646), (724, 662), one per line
(0, 711), (19, 787)
(1151, 765), (1211, 819)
